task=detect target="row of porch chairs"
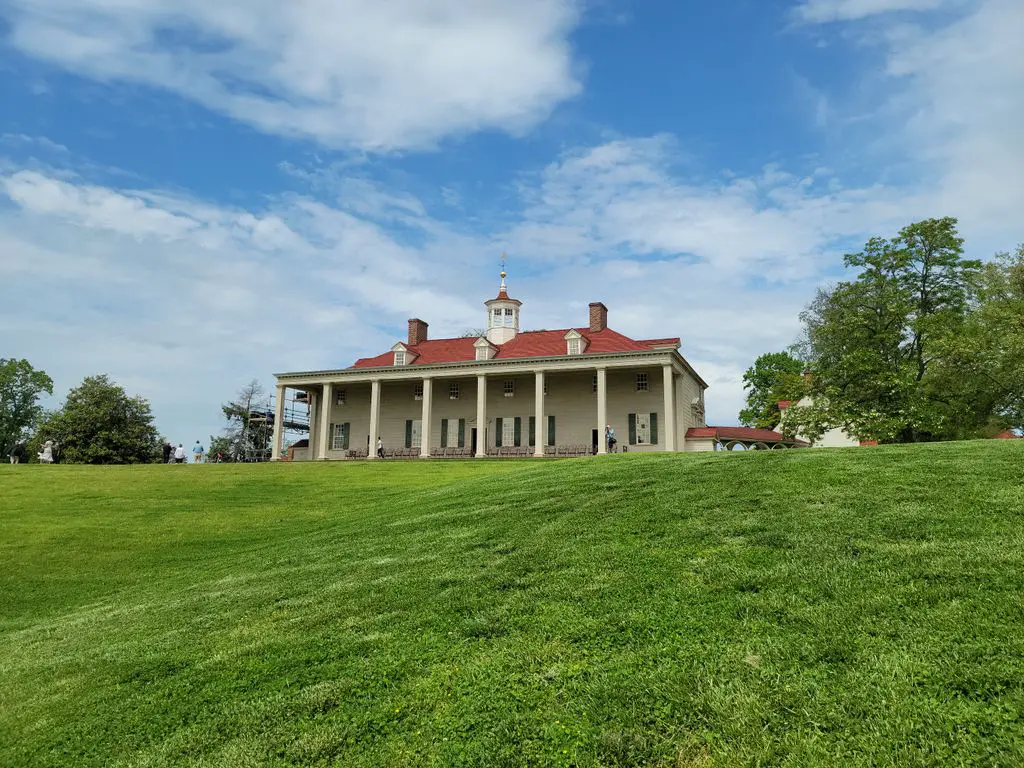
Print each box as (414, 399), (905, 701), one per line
(342, 444), (597, 459)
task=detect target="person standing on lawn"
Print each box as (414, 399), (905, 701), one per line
(192, 441), (204, 464)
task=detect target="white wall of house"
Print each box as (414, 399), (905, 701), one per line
(684, 438), (716, 452)
(813, 426), (861, 448)
(777, 396), (860, 448)
(297, 363), (705, 458)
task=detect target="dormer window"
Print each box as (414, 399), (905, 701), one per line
(394, 351), (407, 366)
(474, 336), (496, 360)
(564, 329), (586, 356)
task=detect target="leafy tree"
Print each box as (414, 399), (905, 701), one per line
(790, 217), (982, 443)
(32, 375), (162, 464)
(216, 380), (274, 461)
(738, 352), (807, 429)
(207, 435), (235, 462)
(0, 358), (54, 456)
(931, 245), (1024, 434)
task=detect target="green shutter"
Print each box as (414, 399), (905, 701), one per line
(548, 415), (556, 446)
(405, 420), (412, 449)
(329, 424), (334, 451)
(651, 413), (659, 445)
(458, 419), (465, 448)
(529, 416), (536, 447)
(440, 419), (448, 448)
(514, 417), (522, 447)
(343, 423), (350, 450)
(628, 413), (637, 445)
(495, 418), (503, 447)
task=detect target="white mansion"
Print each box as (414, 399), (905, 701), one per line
(271, 273), (800, 459)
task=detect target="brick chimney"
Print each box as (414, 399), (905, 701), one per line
(588, 302), (608, 333)
(408, 318), (428, 346)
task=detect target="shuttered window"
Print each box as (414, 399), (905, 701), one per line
(628, 413), (658, 445)
(548, 415), (556, 446)
(405, 420), (423, 449)
(440, 418), (466, 448)
(529, 416), (536, 447)
(331, 423), (350, 450)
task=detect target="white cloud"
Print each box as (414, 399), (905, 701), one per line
(796, 0), (1024, 254)
(506, 137), (917, 278)
(794, 0), (948, 22)
(883, 0), (1024, 245)
(0, 0), (582, 150)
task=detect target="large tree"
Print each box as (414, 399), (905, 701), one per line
(790, 217), (983, 443)
(738, 351), (807, 429)
(931, 244), (1024, 434)
(0, 359), (54, 456)
(33, 375), (162, 464)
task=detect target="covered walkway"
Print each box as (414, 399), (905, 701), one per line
(686, 426), (808, 451)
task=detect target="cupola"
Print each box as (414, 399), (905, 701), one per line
(484, 265), (522, 345)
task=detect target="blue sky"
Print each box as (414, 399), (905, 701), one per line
(1, 0), (1021, 444)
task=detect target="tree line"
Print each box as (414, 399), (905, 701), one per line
(1, 363), (164, 463)
(2, 361), (278, 464)
(740, 217), (1023, 443)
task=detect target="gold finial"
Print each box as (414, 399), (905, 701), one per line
(500, 252), (507, 280)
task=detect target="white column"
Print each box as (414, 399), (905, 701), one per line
(367, 379), (381, 460)
(596, 367), (608, 455)
(662, 364), (676, 451)
(475, 375), (487, 457)
(271, 384), (285, 460)
(307, 391), (318, 460)
(317, 382), (333, 459)
(534, 371), (545, 457)
(420, 378), (433, 458)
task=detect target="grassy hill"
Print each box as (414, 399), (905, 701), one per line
(2, 442), (1023, 767)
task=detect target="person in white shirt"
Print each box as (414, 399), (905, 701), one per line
(38, 440), (54, 464)
(377, 437), (384, 459)
(173, 444), (186, 464)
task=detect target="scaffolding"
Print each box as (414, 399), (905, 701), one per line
(243, 389), (310, 461)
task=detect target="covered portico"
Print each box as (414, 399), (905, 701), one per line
(272, 352), (696, 460)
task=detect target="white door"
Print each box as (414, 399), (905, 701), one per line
(411, 419), (422, 449)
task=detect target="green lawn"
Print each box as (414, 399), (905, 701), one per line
(2, 442), (1023, 767)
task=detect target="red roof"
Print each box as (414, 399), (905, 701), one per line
(777, 400), (793, 410)
(686, 426), (808, 445)
(352, 328), (672, 369)
(994, 430), (1020, 439)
